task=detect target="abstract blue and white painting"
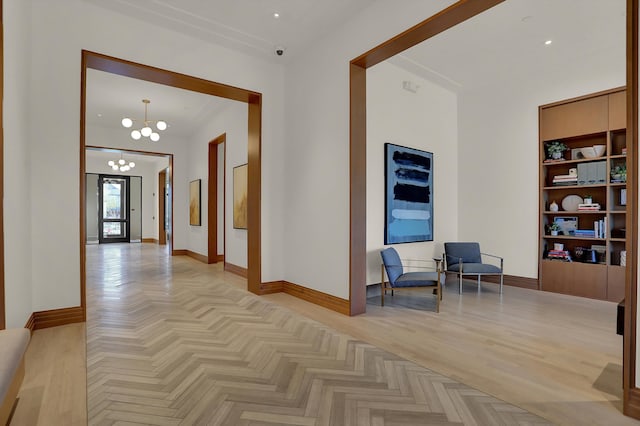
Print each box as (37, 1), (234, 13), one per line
(384, 143), (433, 244)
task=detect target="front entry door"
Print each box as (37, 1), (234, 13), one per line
(98, 175), (130, 244)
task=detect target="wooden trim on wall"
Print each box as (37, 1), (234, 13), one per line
(224, 262), (248, 278)
(142, 238), (158, 244)
(80, 51), (263, 319)
(625, 0), (639, 416)
(348, 0), (504, 317)
(260, 280), (284, 294)
(24, 313), (35, 333)
(208, 134), (226, 264)
(184, 250), (208, 264)
(282, 281), (350, 316)
(627, 388), (640, 419)
(0, 0), (5, 330)
(23, 307), (84, 331)
(479, 274), (538, 290)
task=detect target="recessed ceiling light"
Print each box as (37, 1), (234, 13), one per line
(545, 40), (552, 45)
(273, 12), (280, 18)
(97, 113), (102, 117)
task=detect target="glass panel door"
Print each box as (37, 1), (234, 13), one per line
(99, 175), (130, 243)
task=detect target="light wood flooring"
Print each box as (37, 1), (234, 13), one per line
(9, 242), (640, 425)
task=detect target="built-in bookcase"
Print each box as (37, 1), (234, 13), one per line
(539, 87), (627, 301)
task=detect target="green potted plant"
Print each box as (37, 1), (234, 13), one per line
(546, 141), (568, 160)
(583, 194), (593, 204)
(611, 164), (627, 182)
(549, 222), (561, 236)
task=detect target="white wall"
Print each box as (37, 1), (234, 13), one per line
(457, 57), (625, 278)
(3, 0), (33, 327)
(284, 1), (457, 299)
(24, 0), (285, 312)
(366, 61), (458, 285)
(186, 101), (248, 268)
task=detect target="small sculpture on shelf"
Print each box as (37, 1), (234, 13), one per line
(546, 141), (568, 160)
(549, 200), (559, 212)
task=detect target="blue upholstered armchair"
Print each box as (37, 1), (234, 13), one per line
(444, 242), (503, 294)
(380, 247), (444, 312)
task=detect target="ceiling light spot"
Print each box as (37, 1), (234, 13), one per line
(97, 113), (102, 118)
(545, 40), (552, 45)
(273, 12), (280, 18)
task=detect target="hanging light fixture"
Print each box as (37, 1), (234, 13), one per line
(121, 99), (167, 142)
(107, 153), (136, 172)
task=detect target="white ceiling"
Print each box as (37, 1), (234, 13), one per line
(82, 0), (376, 60)
(84, 0), (626, 164)
(86, 69), (232, 137)
(397, 0), (626, 91)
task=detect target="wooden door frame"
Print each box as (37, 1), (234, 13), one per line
(0, 0), (5, 330)
(158, 169), (167, 245)
(80, 50), (263, 322)
(348, 0), (505, 315)
(348, 0), (639, 419)
(208, 134), (226, 264)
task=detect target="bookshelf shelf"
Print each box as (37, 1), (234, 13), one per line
(543, 235), (606, 241)
(539, 87), (627, 302)
(543, 184), (607, 191)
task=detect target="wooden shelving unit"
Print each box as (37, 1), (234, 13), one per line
(539, 87), (627, 302)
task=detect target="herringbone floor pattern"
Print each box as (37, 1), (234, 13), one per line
(87, 243), (551, 425)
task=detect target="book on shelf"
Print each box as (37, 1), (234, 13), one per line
(547, 250), (571, 261)
(574, 229), (596, 237)
(593, 217), (607, 239)
(552, 176), (577, 181)
(577, 203), (601, 211)
(552, 181), (578, 186)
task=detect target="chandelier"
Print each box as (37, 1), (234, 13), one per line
(107, 154), (136, 172)
(121, 99), (167, 142)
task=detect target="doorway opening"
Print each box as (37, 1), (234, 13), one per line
(80, 50), (264, 321)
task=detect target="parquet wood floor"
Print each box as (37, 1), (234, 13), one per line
(85, 243), (551, 425)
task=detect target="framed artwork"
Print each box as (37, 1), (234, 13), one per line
(233, 164), (248, 229)
(384, 143), (433, 244)
(189, 179), (201, 226)
(553, 216), (578, 236)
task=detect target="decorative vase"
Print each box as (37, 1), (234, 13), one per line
(550, 201), (558, 212)
(551, 151), (562, 160)
(551, 230), (558, 236)
(583, 197), (592, 204)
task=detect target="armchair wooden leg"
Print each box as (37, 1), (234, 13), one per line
(380, 265), (385, 306)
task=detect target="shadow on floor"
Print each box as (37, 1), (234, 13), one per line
(593, 362), (624, 399)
